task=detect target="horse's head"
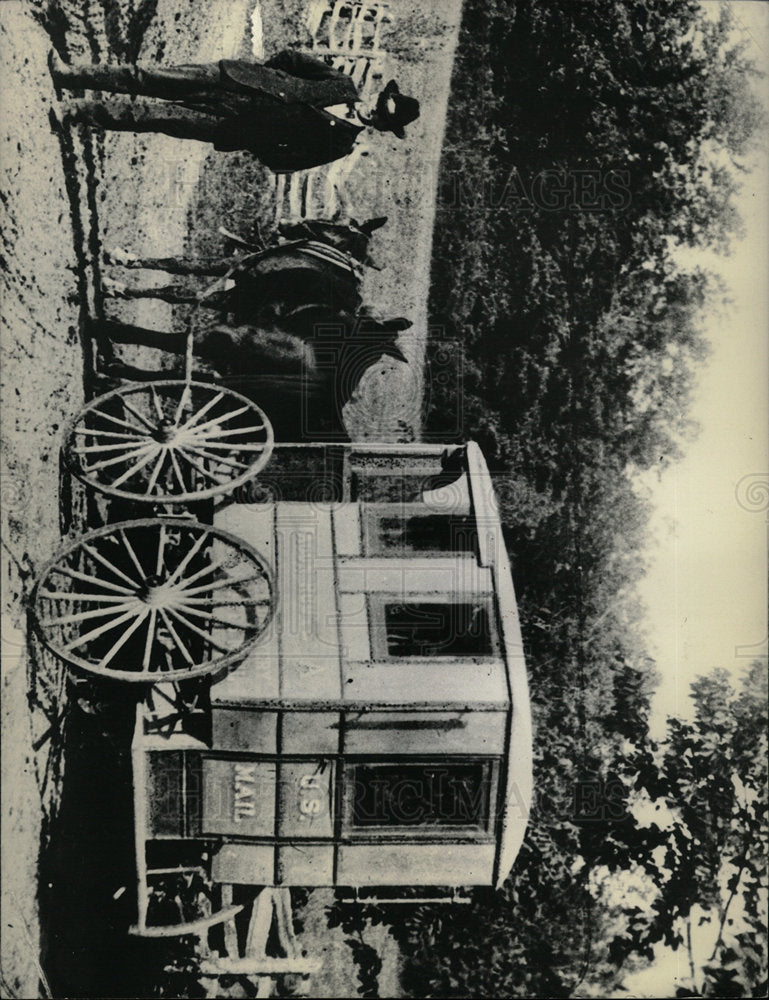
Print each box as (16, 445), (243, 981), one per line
(276, 310), (409, 411)
(198, 314), (409, 442)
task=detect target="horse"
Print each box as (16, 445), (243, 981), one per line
(91, 307), (410, 441)
(102, 216), (389, 321)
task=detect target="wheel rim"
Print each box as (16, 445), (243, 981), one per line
(33, 518), (274, 681)
(64, 381), (275, 502)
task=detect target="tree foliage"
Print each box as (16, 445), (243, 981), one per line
(600, 662), (768, 997)
(401, 0), (767, 995)
(429, 0), (762, 479)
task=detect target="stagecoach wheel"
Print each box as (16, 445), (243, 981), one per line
(64, 380), (274, 503)
(32, 518), (274, 682)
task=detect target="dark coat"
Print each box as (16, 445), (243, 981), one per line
(221, 50), (359, 106)
(213, 50), (363, 171)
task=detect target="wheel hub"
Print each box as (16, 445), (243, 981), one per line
(138, 574), (172, 606)
(153, 419), (177, 444)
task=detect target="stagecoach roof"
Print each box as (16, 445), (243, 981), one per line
(465, 442), (533, 887)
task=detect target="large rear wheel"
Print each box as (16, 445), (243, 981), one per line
(32, 518), (274, 681)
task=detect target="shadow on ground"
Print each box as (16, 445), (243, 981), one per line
(37, 687), (159, 999)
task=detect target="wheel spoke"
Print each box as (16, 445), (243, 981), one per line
(165, 606), (232, 653)
(38, 590), (139, 603)
(178, 597), (271, 607)
(176, 448), (228, 486)
(88, 407), (152, 436)
(171, 604), (253, 631)
(158, 608), (195, 665)
(175, 573), (266, 598)
(176, 404), (253, 439)
(144, 450), (168, 497)
(97, 608), (150, 670)
(111, 448), (162, 488)
(84, 443), (156, 474)
(156, 524), (167, 576)
(177, 391), (225, 431)
(188, 442), (267, 453)
(49, 564), (135, 595)
(82, 542), (142, 588)
(172, 383), (192, 429)
(178, 445), (251, 473)
(187, 425), (266, 443)
(61, 606), (143, 652)
(170, 556), (228, 593)
(142, 608), (158, 673)
(39, 601), (139, 628)
(119, 529), (147, 579)
(168, 449), (188, 493)
(149, 386), (165, 422)
(74, 428), (147, 441)
(164, 529), (211, 588)
(74, 439), (153, 455)
(120, 396), (159, 433)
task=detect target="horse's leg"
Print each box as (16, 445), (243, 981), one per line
(101, 278), (201, 304)
(104, 250), (233, 276)
(90, 318), (188, 353)
(103, 362), (185, 382)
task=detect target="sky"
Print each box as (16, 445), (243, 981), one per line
(617, 9), (766, 984)
(635, 0), (769, 741)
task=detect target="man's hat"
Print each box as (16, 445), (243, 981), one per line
(373, 81), (420, 139)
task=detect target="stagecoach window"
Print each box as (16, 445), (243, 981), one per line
(351, 456), (466, 505)
(352, 472), (441, 503)
(348, 762), (492, 831)
(376, 601), (494, 658)
(364, 507), (478, 556)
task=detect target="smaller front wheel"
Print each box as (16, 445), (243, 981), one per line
(64, 381), (274, 503)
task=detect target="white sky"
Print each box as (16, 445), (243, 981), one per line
(615, 18), (767, 994)
(637, 3), (769, 740)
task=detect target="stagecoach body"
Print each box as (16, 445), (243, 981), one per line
(132, 441), (532, 908)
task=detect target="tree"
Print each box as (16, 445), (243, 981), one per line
(404, 0), (766, 994)
(600, 662), (768, 997)
(429, 0), (763, 477)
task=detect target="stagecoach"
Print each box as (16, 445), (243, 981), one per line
(32, 379), (532, 955)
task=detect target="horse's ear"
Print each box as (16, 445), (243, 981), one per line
(380, 342), (408, 364)
(354, 315), (412, 337)
(360, 216), (388, 235)
(381, 317), (412, 332)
